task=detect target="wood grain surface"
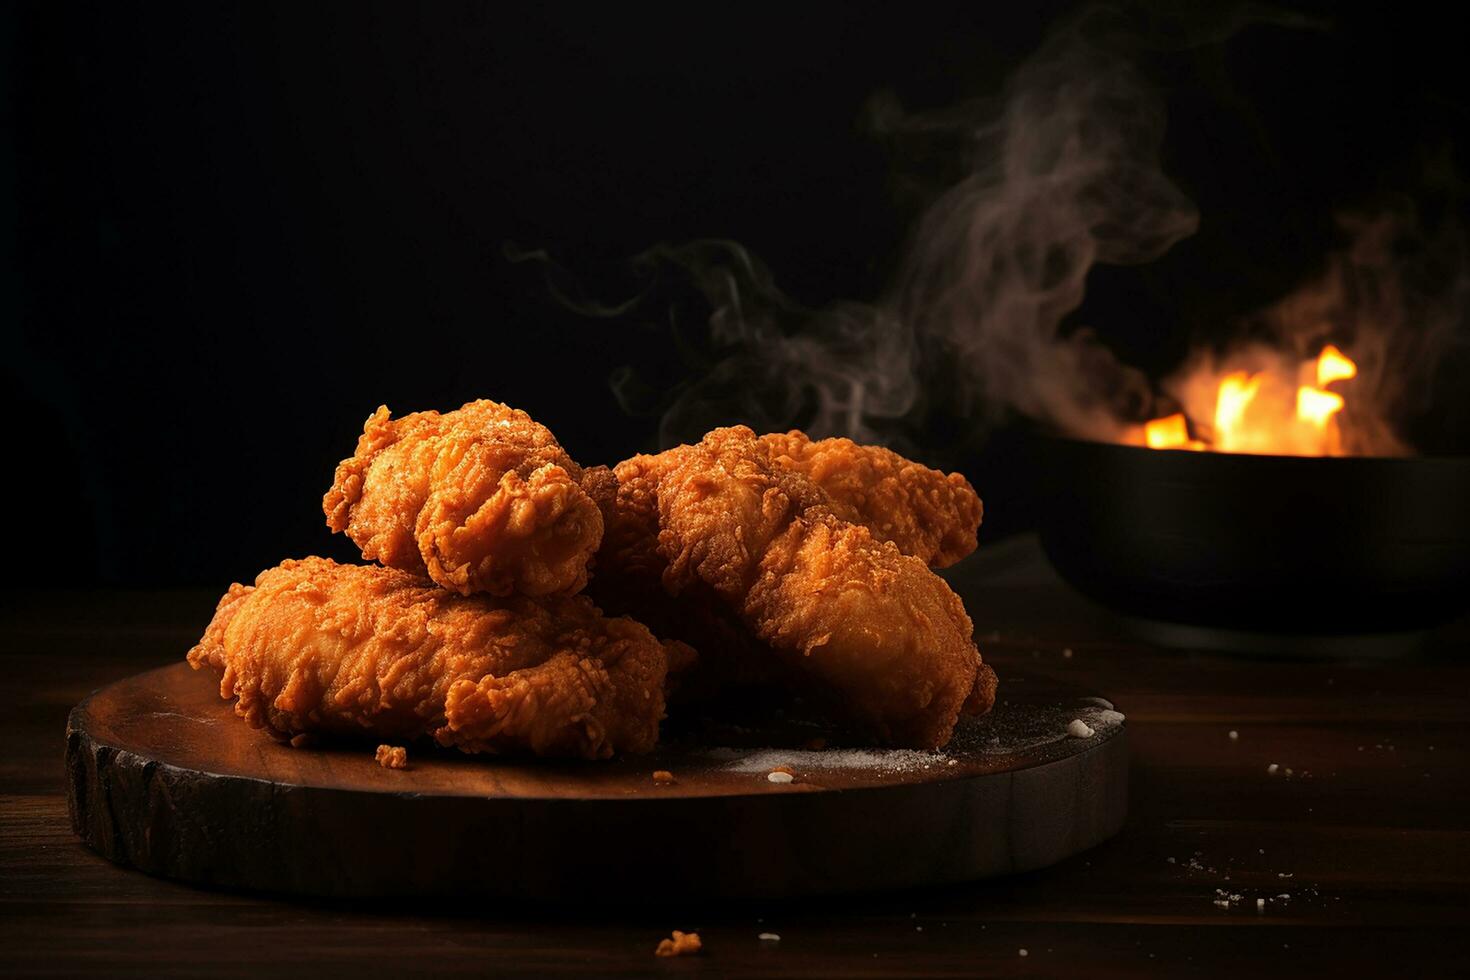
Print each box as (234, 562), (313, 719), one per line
(4, 537), (1468, 977)
(66, 663), (1127, 900)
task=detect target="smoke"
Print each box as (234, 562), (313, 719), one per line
(516, 5), (1468, 456)
(514, 7), (1203, 449)
(884, 7), (1200, 443)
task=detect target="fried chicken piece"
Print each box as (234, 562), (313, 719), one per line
(375, 744), (408, 769)
(323, 400), (602, 597)
(585, 459), (788, 703)
(756, 431), (982, 567)
(597, 427), (995, 749)
(654, 931), (702, 957)
(187, 557), (678, 759)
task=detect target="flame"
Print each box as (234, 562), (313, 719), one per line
(1316, 344), (1357, 387)
(1143, 412), (1206, 451)
(1296, 386), (1345, 428)
(1213, 372), (1261, 453)
(1139, 346), (1358, 456)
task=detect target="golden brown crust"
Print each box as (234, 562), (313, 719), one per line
(590, 426), (995, 749)
(756, 430), (982, 567)
(323, 401), (603, 597)
(186, 557), (673, 759)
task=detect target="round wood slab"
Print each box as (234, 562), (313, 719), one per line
(67, 662), (1127, 901)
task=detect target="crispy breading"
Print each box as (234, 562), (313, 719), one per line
(757, 430), (982, 567)
(593, 427), (995, 748)
(187, 557), (677, 759)
(324, 400), (602, 597)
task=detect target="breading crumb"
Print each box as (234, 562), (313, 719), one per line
(1067, 719), (1095, 738)
(655, 931), (702, 957)
(375, 744), (408, 769)
(767, 770), (795, 784)
(288, 733), (315, 749)
(652, 770), (675, 784)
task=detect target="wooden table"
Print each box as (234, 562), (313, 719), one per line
(4, 538), (1467, 977)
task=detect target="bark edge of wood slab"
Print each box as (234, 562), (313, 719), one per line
(67, 662), (1127, 901)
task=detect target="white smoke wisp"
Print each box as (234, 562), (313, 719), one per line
(625, 8), (1199, 448)
(887, 10), (1199, 443)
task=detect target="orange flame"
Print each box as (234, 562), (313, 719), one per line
(1316, 344), (1357, 387)
(1143, 412), (1205, 450)
(1139, 346), (1358, 456)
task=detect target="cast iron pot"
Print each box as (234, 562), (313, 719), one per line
(1036, 437), (1470, 634)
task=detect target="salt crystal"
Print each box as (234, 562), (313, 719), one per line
(1067, 719), (1095, 738)
(1267, 764), (1279, 775)
(1229, 730), (1239, 741)
(758, 933), (780, 942)
(767, 771), (794, 784)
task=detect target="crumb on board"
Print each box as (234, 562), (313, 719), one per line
(1267, 763), (1279, 775)
(1228, 730), (1239, 741)
(767, 770), (795, 784)
(288, 733), (315, 749)
(655, 931), (702, 957)
(758, 932), (780, 943)
(375, 745), (408, 770)
(1066, 718), (1095, 738)
(1019, 949), (1029, 957)
(652, 770), (675, 784)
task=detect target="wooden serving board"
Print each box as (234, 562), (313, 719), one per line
(67, 662), (1127, 901)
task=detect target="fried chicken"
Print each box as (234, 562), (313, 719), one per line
(323, 400), (602, 597)
(591, 427), (996, 749)
(187, 557), (680, 758)
(756, 430), (982, 567)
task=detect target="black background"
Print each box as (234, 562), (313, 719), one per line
(5, 1), (1467, 589)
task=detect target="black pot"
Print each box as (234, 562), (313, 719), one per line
(1036, 437), (1470, 634)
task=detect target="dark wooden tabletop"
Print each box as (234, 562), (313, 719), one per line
(3, 537), (1468, 978)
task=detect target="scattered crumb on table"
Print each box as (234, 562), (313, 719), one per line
(758, 932), (780, 943)
(655, 931), (702, 957)
(375, 745), (408, 769)
(652, 770), (675, 784)
(288, 733), (315, 749)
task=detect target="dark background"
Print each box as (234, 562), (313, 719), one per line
(4, 1), (1467, 589)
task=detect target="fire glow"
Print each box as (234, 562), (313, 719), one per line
(1138, 345), (1360, 456)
